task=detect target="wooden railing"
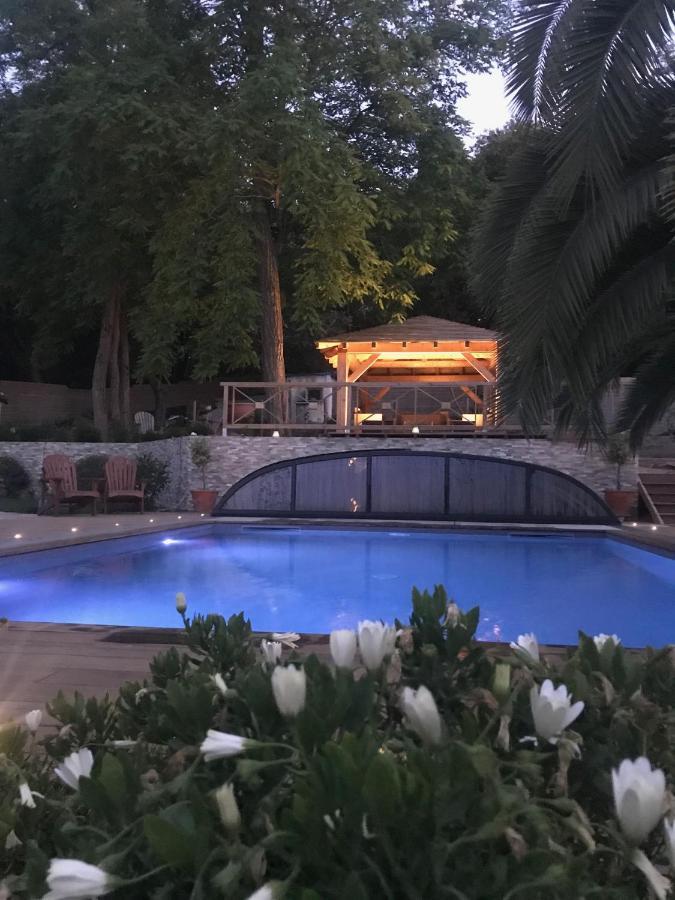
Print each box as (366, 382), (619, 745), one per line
(219, 380), (516, 436)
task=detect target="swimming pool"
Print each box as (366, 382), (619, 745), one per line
(1, 525), (674, 646)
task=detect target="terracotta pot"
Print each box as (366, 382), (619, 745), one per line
(191, 489), (218, 515)
(604, 489), (637, 520)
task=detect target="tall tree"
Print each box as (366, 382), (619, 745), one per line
(471, 0), (675, 446)
(0, 0), (214, 435)
(137, 0), (510, 385)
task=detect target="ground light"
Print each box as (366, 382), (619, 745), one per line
(13, 533), (21, 539)
(70, 527), (78, 533)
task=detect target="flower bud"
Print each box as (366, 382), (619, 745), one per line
(24, 709), (42, 733)
(612, 757), (665, 844)
(444, 602), (460, 627)
(215, 782), (241, 833)
(329, 629), (357, 669)
(271, 665), (306, 717)
(175, 592), (187, 614)
(400, 685), (442, 745)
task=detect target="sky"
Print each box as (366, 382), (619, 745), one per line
(457, 68), (511, 143)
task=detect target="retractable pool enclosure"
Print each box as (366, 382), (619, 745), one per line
(213, 449), (618, 525)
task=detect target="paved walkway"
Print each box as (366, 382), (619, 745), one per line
(0, 510), (206, 556)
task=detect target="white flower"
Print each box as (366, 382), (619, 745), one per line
(594, 633), (621, 650)
(201, 730), (247, 761)
(443, 602), (461, 627)
(400, 685), (442, 745)
(529, 680), (584, 743)
(175, 592), (187, 614)
(329, 629), (357, 669)
(4, 830), (21, 850)
(510, 633), (539, 662)
(261, 639), (283, 666)
(211, 673), (228, 696)
(245, 883), (282, 900)
(215, 783), (241, 833)
(54, 748), (94, 791)
(43, 858), (114, 899)
(19, 782), (36, 808)
(357, 620), (396, 671)
(24, 709), (42, 732)
(272, 631), (300, 649)
(664, 819), (675, 869)
(271, 664), (306, 717)
(612, 757), (666, 844)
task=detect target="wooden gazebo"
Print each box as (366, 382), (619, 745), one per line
(316, 316), (499, 431)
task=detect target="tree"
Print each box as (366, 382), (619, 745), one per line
(471, 0), (675, 446)
(0, 0), (214, 435)
(137, 0), (510, 387)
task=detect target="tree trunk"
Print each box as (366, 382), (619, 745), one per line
(255, 197), (286, 424)
(245, 3), (286, 419)
(149, 377), (166, 430)
(119, 305), (131, 429)
(108, 293), (121, 426)
(91, 292), (117, 439)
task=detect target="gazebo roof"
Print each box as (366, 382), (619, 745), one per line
(317, 316), (498, 347)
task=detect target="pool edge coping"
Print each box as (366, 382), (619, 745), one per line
(2, 516), (674, 561)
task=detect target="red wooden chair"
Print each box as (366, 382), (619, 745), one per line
(104, 456), (146, 513)
(40, 454), (100, 515)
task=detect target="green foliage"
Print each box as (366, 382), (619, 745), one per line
(75, 454), (109, 484)
(5, 590), (675, 898)
(0, 420), (101, 442)
(472, 0), (674, 446)
(190, 437), (211, 489)
(135, 453), (169, 509)
(0, 455), (30, 497)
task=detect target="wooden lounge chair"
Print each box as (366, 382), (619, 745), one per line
(40, 454), (100, 515)
(103, 456), (146, 513)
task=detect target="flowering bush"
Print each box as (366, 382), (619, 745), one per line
(2, 587), (675, 898)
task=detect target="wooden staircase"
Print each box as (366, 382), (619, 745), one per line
(639, 459), (675, 525)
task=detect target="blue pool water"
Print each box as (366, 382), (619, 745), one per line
(1, 525), (674, 646)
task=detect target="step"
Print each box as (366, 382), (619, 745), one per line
(640, 473), (675, 486)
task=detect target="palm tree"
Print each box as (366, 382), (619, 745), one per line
(472, 0), (675, 447)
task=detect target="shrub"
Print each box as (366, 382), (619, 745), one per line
(75, 454), (109, 485)
(70, 418), (102, 443)
(163, 421), (211, 437)
(136, 453), (169, 509)
(3, 588), (675, 899)
(190, 436), (211, 489)
(0, 455), (31, 497)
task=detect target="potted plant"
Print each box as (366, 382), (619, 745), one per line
(190, 437), (218, 514)
(603, 432), (636, 519)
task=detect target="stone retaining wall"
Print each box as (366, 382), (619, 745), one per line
(0, 436), (635, 511)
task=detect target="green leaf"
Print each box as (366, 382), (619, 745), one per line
(143, 814), (195, 869)
(363, 752), (401, 819)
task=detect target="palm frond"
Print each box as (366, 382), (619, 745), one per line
(618, 325), (675, 448)
(508, 0), (675, 199)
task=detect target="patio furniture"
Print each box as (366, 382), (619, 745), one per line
(103, 456), (146, 513)
(40, 454), (100, 515)
(133, 410), (155, 433)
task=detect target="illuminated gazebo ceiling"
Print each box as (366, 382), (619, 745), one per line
(316, 316), (499, 384)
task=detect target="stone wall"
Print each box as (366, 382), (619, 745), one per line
(0, 435), (636, 511)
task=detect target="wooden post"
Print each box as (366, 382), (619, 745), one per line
(336, 348), (350, 433)
(221, 384), (229, 435)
